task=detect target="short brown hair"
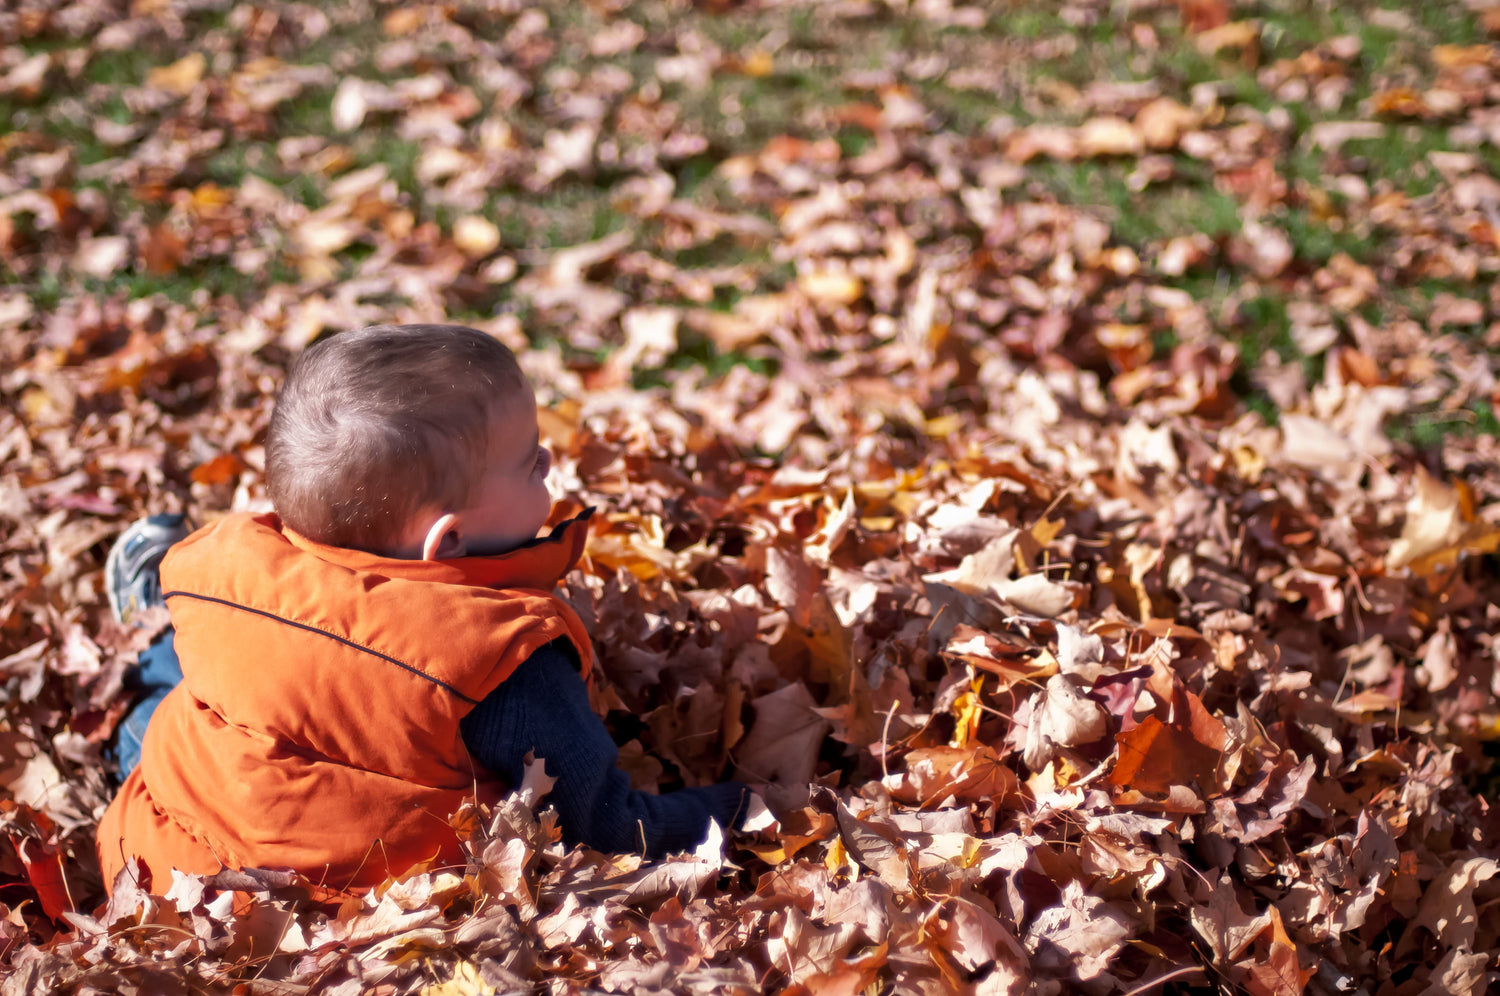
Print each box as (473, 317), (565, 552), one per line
(265, 324), (529, 553)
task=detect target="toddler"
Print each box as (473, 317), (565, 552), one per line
(97, 324), (748, 894)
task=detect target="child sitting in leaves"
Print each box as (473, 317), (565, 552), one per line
(97, 323), (750, 895)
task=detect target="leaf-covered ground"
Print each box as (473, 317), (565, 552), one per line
(3, 0), (1500, 993)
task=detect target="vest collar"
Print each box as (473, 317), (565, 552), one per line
(278, 508), (595, 590)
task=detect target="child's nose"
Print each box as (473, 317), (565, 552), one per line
(538, 446), (552, 477)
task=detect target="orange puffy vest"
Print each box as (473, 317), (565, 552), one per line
(96, 510), (594, 895)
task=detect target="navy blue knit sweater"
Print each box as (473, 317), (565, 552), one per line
(460, 639), (749, 857)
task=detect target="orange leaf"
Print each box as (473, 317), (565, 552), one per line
(190, 452), (245, 486)
(1372, 87), (1426, 118)
(1194, 20), (1261, 58)
(1433, 44), (1496, 69)
(15, 836), (71, 921)
(889, 744), (1025, 808)
(1243, 905), (1313, 996)
(1178, 0), (1230, 33)
(382, 7), (426, 35)
(1179, 685), (1229, 753)
(141, 224), (187, 274)
(832, 103), (884, 131)
(1110, 715), (1222, 795)
(188, 182), (233, 215)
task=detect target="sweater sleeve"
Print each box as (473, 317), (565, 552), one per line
(460, 639), (749, 858)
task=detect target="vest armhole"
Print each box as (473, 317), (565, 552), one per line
(546, 636), (583, 674)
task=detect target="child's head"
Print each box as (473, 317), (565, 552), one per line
(265, 323), (553, 559)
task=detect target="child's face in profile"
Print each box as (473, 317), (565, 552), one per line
(450, 392), (554, 557)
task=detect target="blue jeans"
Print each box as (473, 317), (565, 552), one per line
(116, 628), (183, 777)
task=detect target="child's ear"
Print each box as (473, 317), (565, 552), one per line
(421, 513), (466, 560)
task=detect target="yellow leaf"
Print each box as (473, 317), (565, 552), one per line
(1077, 116), (1143, 158)
(1124, 543), (1162, 622)
(587, 513), (709, 581)
(743, 840), (790, 863)
(1433, 44), (1496, 69)
(1096, 323), (1149, 348)
(189, 182), (232, 214)
(825, 835), (850, 876)
(961, 835), (982, 868)
(889, 490), (923, 518)
(798, 268), (864, 305)
(1194, 20), (1260, 56)
(1030, 515), (1065, 549)
(1097, 246), (1140, 276)
(923, 413), (965, 438)
(452, 215), (501, 258)
(1052, 754), (1083, 787)
(1387, 468), (1468, 571)
(1134, 97), (1201, 149)
(420, 962), (495, 996)
(950, 687), (983, 749)
(741, 49), (774, 77)
(146, 52), (205, 96)
(1475, 713), (1500, 741)
(1230, 444), (1265, 482)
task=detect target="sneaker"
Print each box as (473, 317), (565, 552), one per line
(106, 513), (192, 623)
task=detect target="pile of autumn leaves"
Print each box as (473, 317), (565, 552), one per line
(6, 362), (1500, 995)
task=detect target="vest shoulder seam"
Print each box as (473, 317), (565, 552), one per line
(162, 590), (481, 705)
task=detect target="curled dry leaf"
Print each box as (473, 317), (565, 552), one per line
(1410, 856), (1500, 950)
(1025, 880), (1131, 981)
(732, 682), (831, 786)
(1387, 467), (1500, 572)
(1022, 674), (1109, 771)
(886, 744), (1025, 809)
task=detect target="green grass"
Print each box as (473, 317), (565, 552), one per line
(631, 329), (777, 391)
(1389, 402), (1500, 448)
(1021, 159), (1242, 246)
(1279, 206), (1373, 266)
(1232, 292), (1295, 367)
(76, 48), (157, 87)
(992, 10), (1056, 40)
(491, 188), (636, 251)
(1410, 2), (1483, 41)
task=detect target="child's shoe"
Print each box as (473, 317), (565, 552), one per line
(105, 513), (191, 623)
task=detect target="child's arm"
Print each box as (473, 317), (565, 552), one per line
(460, 641), (749, 857)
